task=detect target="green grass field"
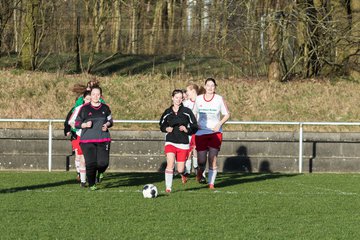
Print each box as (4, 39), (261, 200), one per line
(1, 172), (360, 239)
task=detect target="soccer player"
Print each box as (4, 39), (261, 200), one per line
(75, 86), (113, 191)
(182, 83), (206, 182)
(193, 78), (230, 189)
(159, 89), (198, 193)
(68, 90), (91, 187)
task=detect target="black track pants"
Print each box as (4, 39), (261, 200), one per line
(80, 142), (110, 186)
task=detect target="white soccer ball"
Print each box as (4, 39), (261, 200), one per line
(142, 184), (158, 198)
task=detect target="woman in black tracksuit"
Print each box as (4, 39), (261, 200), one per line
(159, 89), (198, 193)
(75, 86), (113, 190)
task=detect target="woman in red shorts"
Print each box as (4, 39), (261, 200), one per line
(193, 78), (230, 189)
(159, 89), (198, 193)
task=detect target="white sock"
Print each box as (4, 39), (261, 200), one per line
(75, 155), (80, 173)
(192, 157), (198, 169)
(208, 168), (217, 185)
(185, 159), (191, 174)
(79, 156), (86, 183)
(165, 169), (173, 190)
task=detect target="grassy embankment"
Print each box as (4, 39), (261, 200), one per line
(1, 69), (360, 132)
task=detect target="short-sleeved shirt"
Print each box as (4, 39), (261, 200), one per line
(193, 94), (229, 136)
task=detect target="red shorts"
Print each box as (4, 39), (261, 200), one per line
(195, 132), (223, 151)
(164, 145), (189, 162)
(71, 135), (83, 155)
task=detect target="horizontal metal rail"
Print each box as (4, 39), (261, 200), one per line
(1, 118), (360, 173)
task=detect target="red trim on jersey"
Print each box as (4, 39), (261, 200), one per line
(90, 103), (102, 110)
(203, 93), (215, 102)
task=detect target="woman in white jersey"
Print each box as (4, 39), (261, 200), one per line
(193, 78), (230, 189)
(183, 83), (206, 181)
(68, 91), (91, 187)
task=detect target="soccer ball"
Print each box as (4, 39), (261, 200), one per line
(142, 184), (158, 198)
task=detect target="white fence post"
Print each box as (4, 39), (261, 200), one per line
(48, 120), (52, 172)
(299, 123), (303, 173)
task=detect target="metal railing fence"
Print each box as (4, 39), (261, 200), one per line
(1, 119), (360, 173)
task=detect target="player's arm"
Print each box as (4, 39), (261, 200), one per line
(159, 110), (171, 133)
(102, 107), (113, 131)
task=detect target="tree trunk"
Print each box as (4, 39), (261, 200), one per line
(330, 0), (350, 65)
(167, 0), (175, 53)
(149, 0), (164, 54)
(348, 0), (360, 80)
(267, 0), (282, 82)
(112, 0), (120, 53)
(21, 0), (40, 70)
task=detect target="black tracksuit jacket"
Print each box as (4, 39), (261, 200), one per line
(159, 104), (198, 144)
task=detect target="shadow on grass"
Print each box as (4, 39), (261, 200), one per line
(0, 179), (78, 194)
(103, 171), (300, 190)
(102, 172), (164, 189)
(215, 172), (299, 188)
(184, 172), (300, 191)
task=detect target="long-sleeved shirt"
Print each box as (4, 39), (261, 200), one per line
(159, 105), (198, 149)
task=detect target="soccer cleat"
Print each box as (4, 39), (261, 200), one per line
(181, 174), (188, 184)
(165, 188), (171, 193)
(199, 176), (207, 184)
(96, 173), (104, 183)
(209, 184), (215, 189)
(196, 169), (203, 182)
(89, 185), (97, 191)
(80, 182), (86, 188)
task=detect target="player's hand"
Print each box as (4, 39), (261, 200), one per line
(85, 121), (92, 128)
(166, 127), (173, 133)
(66, 132), (71, 136)
(102, 124), (108, 131)
(179, 125), (188, 133)
(212, 123), (221, 132)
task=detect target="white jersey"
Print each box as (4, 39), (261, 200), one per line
(68, 105), (83, 136)
(183, 99), (195, 110)
(193, 94), (229, 136)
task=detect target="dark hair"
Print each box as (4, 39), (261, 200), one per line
(172, 89), (183, 97)
(205, 77), (217, 87)
(83, 90), (91, 98)
(91, 86), (102, 95)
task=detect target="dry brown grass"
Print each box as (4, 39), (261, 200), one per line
(1, 70), (360, 132)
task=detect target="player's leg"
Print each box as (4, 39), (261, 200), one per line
(192, 148), (198, 174)
(176, 148), (189, 184)
(185, 135), (194, 175)
(79, 154), (86, 187)
(72, 137), (81, 181)
(196, 150), (207, 183)
(185, 153), (192, 175)
(195, 134), (208, 183)
(207, 148), (219, 189)
(96, 142), (110, 183)
(165, 152), (175, 192)
(207, 132), (223, 189)
(80, 143), (97, 189)
(77, 144), (86, 187)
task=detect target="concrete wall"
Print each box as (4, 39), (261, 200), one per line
(1, 129), (360, 173)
